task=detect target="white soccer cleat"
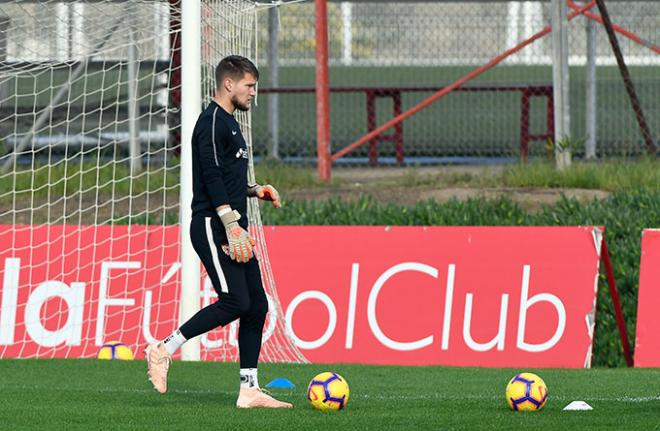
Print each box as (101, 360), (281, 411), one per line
(236, 387), (294, 409)
(145, 343), (172, 394)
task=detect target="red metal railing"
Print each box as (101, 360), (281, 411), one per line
(259, 85), (554, 165)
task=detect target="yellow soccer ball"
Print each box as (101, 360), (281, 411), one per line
(506, 372), (548, 411)
(97, 341), (134, 360)
(307, 372), (350, 411)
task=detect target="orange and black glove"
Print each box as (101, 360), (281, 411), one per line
(248, 183), (281, 208)
(219, 209), (255, 263)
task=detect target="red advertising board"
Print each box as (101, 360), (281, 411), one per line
(267, 226), (603, 368)
(0, 225), (604, 367)
(634, 229), (660, 367)
(0, 225), (181, 358)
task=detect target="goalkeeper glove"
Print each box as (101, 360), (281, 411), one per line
(218, 209), (255, 263)
(248, 183), (281, 208)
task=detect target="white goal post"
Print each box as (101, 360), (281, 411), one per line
(179, 0), (202, 362)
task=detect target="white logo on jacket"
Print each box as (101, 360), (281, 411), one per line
(235, 148), (248, 159)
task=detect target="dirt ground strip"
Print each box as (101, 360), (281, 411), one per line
(287, 166), (609, 209)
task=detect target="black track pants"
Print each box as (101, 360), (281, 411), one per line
(179, 215), (268, 368)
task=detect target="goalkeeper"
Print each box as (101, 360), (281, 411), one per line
(144, 55), (291, 409)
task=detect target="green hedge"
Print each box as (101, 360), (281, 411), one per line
(261, 190), (660, 367)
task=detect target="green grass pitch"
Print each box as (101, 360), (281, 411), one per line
(0, 359), (658, 430)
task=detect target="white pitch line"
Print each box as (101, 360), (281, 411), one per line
(2, 384), (658, 403)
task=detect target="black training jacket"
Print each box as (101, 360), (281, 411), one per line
(190, 101), (249, 230)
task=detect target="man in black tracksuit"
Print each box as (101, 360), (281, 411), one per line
(145, 55), (291, 409)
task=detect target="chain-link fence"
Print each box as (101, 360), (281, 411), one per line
(0, 1), (657, 167)
(253, 1), (659, 165)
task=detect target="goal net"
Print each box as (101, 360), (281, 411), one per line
(0, 0), (306, 363)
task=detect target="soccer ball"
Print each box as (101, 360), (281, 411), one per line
(506, 372), (548, 411)
(307, 372), (350, 411)
(97, 341), (134, 360)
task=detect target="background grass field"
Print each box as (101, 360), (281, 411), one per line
(7, 65), (659, 160)
(252, 65), (660, 159)
(0, 359), (658, 430)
